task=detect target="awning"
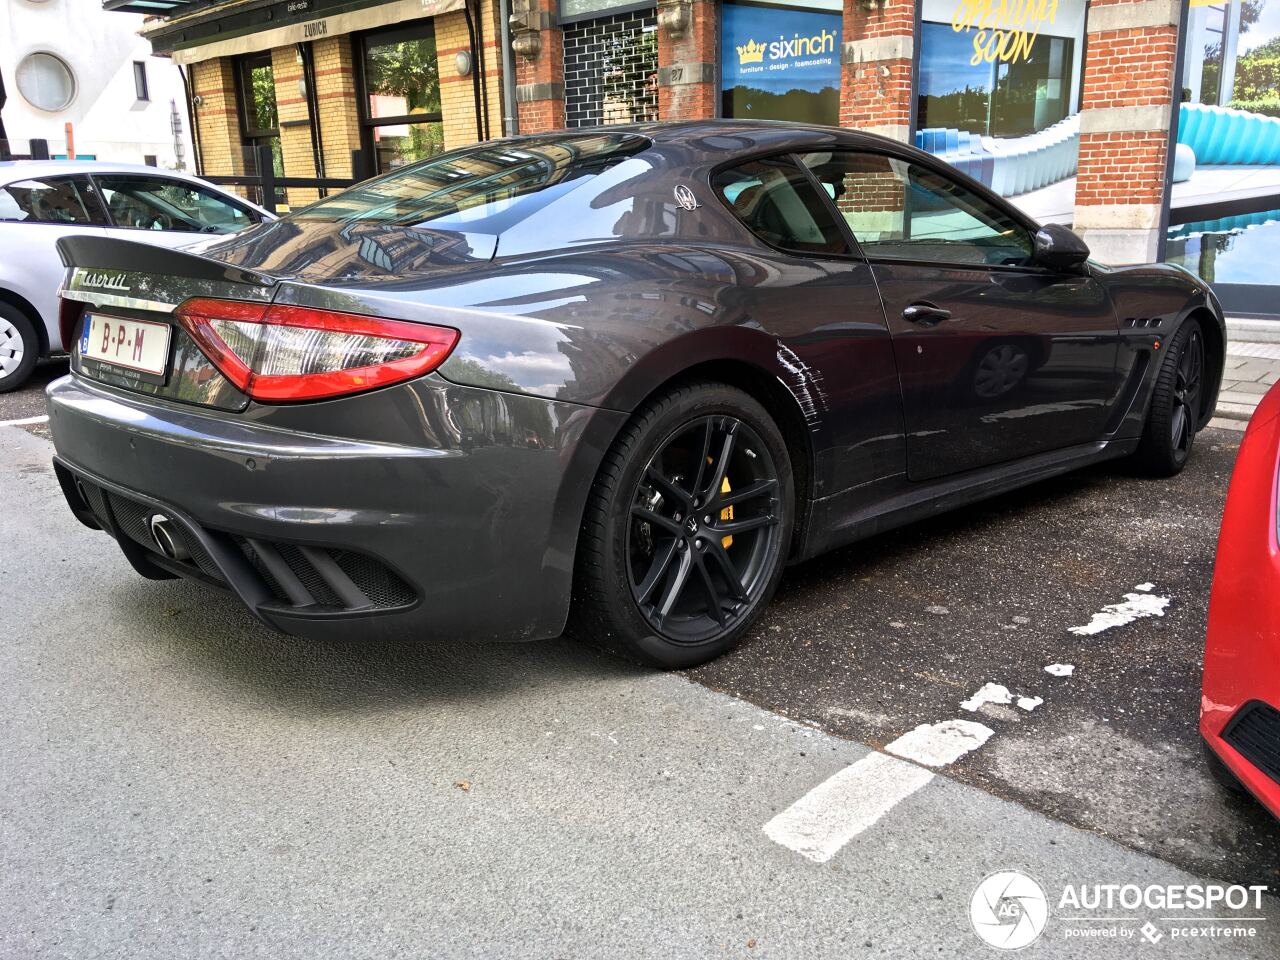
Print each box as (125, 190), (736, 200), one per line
(159, 0), (466, 64)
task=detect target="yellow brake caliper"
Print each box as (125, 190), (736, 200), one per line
(720, 476), (734, 550)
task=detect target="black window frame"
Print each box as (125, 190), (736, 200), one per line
(87, 172), (263, 233)
(235, 51), (280, 142)
(353, 19), (444, 173)
(133, 60), (150, 102)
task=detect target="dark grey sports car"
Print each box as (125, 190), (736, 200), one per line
(48, 122), (1223, 668)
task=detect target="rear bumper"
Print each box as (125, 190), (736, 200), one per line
(47, 373), (626, 643)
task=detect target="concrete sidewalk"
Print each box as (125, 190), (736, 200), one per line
(1217, 319), (1280, 422)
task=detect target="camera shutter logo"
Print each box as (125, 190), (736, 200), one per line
(970, 871), (1049, 950)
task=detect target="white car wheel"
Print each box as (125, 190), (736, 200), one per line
(0, 306), (39, 393)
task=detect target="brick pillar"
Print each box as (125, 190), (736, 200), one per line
(1073, 0), (1181, 263)
(311, 36), (362, 179)
(656, 0), (717, 121)
(190, 57), (245, 179)
(512, 0), (565, 132)
(438, 0), (506, 149)
(839, 0), (914, 142)
(271, 46), (319, 207)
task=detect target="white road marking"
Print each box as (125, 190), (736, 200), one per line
(1070, 589), (1170, 636)
(961, 682), (1014, 712)
(1017, 696), (1044, 712)
(1135, 582), (1155, 592)
(0, 415), (49, 427)
(1045, 664), (1075, 677)
(763, 752), (934, 863)
(885, 719), (994, 767)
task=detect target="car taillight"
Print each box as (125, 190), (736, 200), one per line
(175, 298), (459, 402)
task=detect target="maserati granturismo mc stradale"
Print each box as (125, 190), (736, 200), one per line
(47, 122), (1223, 668)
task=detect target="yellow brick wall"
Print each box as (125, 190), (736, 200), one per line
(191, 58), (244, 179)
(311, 36), (363, 179)
(437, 0), (505, 151)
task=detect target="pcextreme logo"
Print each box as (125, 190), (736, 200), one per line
(970, 870), (1270, 950)
(735, 29), (837, 68)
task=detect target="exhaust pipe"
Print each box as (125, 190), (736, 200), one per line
(148, 514), (190, 562)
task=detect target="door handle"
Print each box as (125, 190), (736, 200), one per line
(902, 302), (952, 326)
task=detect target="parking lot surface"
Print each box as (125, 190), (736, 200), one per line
(3, 375), (1278, 957)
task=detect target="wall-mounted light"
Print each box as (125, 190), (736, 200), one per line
(455, 50), (474, 76)
(657, 0), (691, 40)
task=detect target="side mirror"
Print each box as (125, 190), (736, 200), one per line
(1032, 222), (1090, 271)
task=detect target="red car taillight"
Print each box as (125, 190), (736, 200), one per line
(175, 298), (460, 402)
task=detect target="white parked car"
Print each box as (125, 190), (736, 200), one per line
(0, 161), (273, 391)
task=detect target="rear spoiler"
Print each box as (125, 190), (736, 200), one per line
(56, 235), (280, 290)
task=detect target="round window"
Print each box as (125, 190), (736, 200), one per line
(15, 52), (77, 112)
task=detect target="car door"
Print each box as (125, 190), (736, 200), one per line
(90, 173), (262, 249)
(707, 154), (906, 501)
(0, 175), (108, 351)
(799, 150), (1119, 482)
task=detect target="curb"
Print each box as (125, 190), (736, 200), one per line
(1227, 318), (1280, 344)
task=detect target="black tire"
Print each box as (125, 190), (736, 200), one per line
(569, 382), (794, 669)
(1133, 318), (1206, 477)
(0, 302), (40, 394)
(1202, 741), (1250, 799)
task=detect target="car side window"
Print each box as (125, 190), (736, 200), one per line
(93, 175), (254, 233)
(0, 177), (97, 225)
(798, 151), (1034, 267)
(711, 156), (850, 257)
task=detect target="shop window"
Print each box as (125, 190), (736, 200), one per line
(359, 22), (444, 175)
(720, 1), (841, 126)
(916, 21), (1074, 139)
(235, 52), (285, 207)
(711, 156), (848, 256)
(563, 9), (658, 128)
(799, 152), (1033, 267)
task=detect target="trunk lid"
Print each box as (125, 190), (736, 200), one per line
(57, 235), (281, 412)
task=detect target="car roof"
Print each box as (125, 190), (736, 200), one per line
(542, 119), (910, 163)
(0, 160), (210, 185)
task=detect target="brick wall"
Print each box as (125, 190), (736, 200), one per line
(839, 0), (914, 141)
(311, 36), (361, 179)
(656, 0), (716, 121)
(190, 58), (244, 179)
(514, 0), (565, 133)
(1073, 0), (1181, 263)
(438, 0), (506, 149)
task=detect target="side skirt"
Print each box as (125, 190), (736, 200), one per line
(800, 436), (1140, 560)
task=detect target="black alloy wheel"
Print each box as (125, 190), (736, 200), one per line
(1170, 324), (1204, 459)
(1134, 317), (1207, 477)
(627, 414), (781, 645)
(570, 382), (794, 669)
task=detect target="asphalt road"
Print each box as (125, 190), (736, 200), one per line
(3, 379), (1278, 958)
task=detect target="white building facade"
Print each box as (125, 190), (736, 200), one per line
(0, 0), (192, 167)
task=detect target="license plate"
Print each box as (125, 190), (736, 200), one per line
(80, 313), (171, 376)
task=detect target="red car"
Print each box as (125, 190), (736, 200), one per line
(1202, 382), (1280, 819)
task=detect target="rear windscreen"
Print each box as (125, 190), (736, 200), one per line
(290, 133), (650, 238)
